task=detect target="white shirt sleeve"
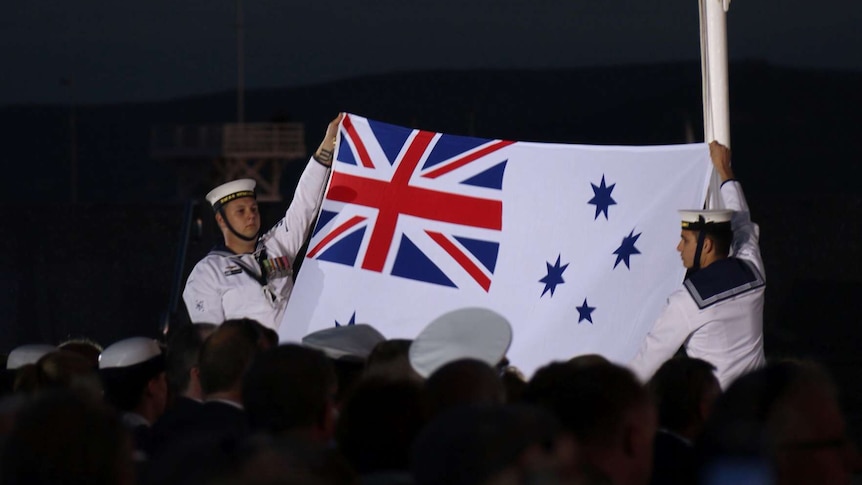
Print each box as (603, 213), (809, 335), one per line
(262, 158), (330, 262)
(720, 180), (764, 278)
(629, 290), (695, 383)
(182, 261), (226, 325)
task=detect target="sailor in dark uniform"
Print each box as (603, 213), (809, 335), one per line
(630, 142), (766, 389)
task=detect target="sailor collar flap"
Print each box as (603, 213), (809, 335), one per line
(683, 258), (764, 309)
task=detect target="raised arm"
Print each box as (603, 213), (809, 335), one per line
(709, 141), (734, 183)
(312, 113), (343, 167)
(263, 114), (343, 260)
(709, 141), (764, 276)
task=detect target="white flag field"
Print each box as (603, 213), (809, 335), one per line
(280, 114), (712, 375)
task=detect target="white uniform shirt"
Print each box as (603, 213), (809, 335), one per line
(629, 180), (766, 389)
(182, 158), (329, 330)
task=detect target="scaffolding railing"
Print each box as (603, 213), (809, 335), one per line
(150, 122), (305, 160)
(223, 123), (305, 158)
(150, 122), (307, 201)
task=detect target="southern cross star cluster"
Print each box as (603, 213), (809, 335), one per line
(538, 174), (643, 325)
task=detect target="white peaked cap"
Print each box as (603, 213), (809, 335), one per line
(99, 337), (162, 369)
(679, 209), (733, 227)
(409, 307), (513, 378)
(7, 344), (57, 369)
(302, 324), (386, 360)
(205, 178), (256, 210)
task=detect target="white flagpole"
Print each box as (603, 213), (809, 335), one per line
(699, 0), (732, 209)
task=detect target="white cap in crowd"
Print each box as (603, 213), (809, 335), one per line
(99, 337), (163, 370)
(409, 308), (513, 378)
(302, 324), (386, 361)
(6, 344), (57, 370)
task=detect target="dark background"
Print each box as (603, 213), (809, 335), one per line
(0, 61), (860, 437)
(5, 1), (861, 106)
(2, 61), (860, 347)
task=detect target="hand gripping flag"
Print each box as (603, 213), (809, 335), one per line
(280, 114), (712, 376)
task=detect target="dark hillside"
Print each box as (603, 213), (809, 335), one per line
(2, 61), (860, 203)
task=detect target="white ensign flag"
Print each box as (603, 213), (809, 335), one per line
(280, 114), (711, 375)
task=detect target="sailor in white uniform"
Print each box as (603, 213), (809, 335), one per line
(183, 114), (342, 330)
(630, 142), (766, 389)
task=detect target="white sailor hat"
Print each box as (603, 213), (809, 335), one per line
(409, 308), (513, 379)
(206, 178), (257, 212)
(99, 337), (163, 370)
(302, 324), (386, 361)
(6, 344), (57, 370)
(679, 209), (733, 232)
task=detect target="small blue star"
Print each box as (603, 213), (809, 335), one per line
(576, 298), (596, 324)
(540, 255), (569, 297)
(613, 230), (642, 269)
(335, 311), (356, 327)
(588, 175), (617, 220)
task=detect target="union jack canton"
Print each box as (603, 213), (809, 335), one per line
(306, 114), (515, 292)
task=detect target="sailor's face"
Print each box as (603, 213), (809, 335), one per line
(677, 230), (699, 269)
(223, 197), (260, 237)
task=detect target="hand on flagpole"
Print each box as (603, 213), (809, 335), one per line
(709, 141), (734, 183)
(314, 113), (344, 167)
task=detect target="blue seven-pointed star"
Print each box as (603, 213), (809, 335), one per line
(588, 175), (617, 220)
(613, 230), (642, 269)
(336, 311), (356, 328)
(577, 298), (596, 324)
(540, 255), (569, 297)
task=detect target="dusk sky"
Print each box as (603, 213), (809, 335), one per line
(3, 0), (860, 106)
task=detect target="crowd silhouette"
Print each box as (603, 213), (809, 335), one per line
(0, 311), (857, 485)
